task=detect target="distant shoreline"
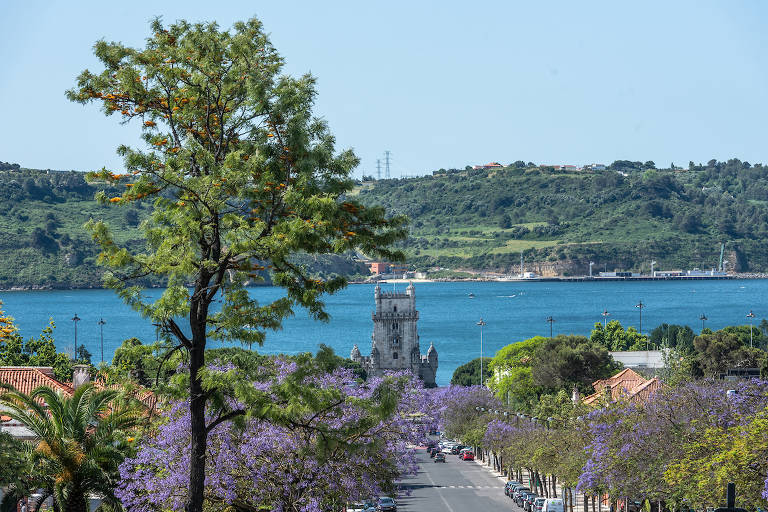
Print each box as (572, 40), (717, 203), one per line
(2, 273), (766, 293)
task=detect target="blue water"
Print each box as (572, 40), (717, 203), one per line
(1, 280), (767, 386)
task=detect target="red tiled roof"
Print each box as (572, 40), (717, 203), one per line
(0, 367), (156, 411)
(583, 368), (662, 406)
(0, 367), (74, 397)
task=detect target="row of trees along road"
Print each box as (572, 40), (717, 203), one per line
(66, 16), (406, 512)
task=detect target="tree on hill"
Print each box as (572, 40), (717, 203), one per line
(67, 17), (406, 512)
(450, 357), (492, 386)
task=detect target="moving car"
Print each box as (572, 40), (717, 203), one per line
(450, 445), (467, 455)
(377, 497), (397, 512)
(347, 503), (375, 512)
(434, 452), (446, 462)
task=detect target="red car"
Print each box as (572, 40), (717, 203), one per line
(461, 451), (475, 461)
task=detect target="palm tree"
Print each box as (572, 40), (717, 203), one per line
(0, 383), (142, 512)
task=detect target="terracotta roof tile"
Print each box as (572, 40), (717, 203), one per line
(584, 369), (662, 406)
(0, 367), (74, 397)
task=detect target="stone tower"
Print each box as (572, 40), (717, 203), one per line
(350, 283), (437, 387)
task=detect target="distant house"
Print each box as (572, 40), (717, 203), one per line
(582, 368), (662, 406)
(472, 162), (504, 170)
(584, 163), (607, 171)
(366, 262), (409, 276)
(367, 262), (391, 275)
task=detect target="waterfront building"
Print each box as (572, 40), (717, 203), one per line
(350, 283), (438, 387)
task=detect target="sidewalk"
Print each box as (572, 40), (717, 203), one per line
(470, 452), (589, 512)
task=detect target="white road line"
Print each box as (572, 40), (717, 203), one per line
(422, 465), (457, 512)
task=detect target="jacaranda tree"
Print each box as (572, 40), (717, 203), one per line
(67, 17), (405, 512)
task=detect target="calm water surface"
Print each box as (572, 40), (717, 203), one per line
(2, 280), (766, 386)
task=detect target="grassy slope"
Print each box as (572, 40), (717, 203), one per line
(356, 161), (768, 273)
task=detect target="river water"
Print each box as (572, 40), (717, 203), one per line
(1, 280), (766, 386)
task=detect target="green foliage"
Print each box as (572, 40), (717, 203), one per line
(356, 158), (768, 273)
(66, 17), (406, 512)
(106, 337), (185, 389)
(0, 316), (73, 381)
(450, 357), (492, 386)
(531, 335), (621, 394)
(590, 320), (649, 351)
(487, 334), (618, 412)
(0, 384), (143, 512)
(314, 343), (367, 381)
(692, 331), (767, 377)
(648, 323), (695, 352)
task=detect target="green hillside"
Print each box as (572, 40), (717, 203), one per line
(356, 159), (768, 274)
(3, 158), (768, 288)
(0, 164), (367, 289)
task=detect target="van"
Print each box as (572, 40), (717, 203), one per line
(542, 499), (564, 512)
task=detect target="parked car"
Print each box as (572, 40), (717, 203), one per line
(534, 497), (546, 512)
(505, 481), (521, 496)
(517, 491), (535, 507)
(458, 448), (472, 457)
(461, 451), (475, 461)
(377, 497), (397, 512)
(450, 445), (466, 455)
(542, 499), (564, 512)
(512, 486), (531, 503)
(524, 493), (539, 511)
(434, 452), (446, 462)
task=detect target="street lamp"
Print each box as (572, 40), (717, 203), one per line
(699, 313), (707, 333)
(71, 314), (81, 362)
(635, 300), (645, 336)
(747, 310), (756, 348)
(477, 318), (487, 387)
(98, 318), (106, 364)
(546, 316), (555, 339)
(601, 308), (610, 328)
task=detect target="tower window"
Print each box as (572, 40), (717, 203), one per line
(393, 305), (397, 312)
(393, 352), (398, 359)
(393, 323), (398, 330)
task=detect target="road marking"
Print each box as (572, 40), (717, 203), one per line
(422, 465), (457, 512)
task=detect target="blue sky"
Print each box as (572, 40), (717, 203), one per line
(2, 1), (767, 178)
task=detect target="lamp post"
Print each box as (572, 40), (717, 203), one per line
(477, 318), (486, 387)
(546, 316), (555, 339)
(71, 314), (81, 362)
(98, 318), (106, 364)
(746, 310), (756, 348)
(699, 313), (707, 332)
(635, 300), (645, 335)
(602, 308), (610, 328)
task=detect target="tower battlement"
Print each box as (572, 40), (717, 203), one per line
(352, 283), (437, 387)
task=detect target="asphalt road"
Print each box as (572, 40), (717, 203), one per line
(396, 447), (515, 511)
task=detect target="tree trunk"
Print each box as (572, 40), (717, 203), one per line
(63, 489), (87, 512)
(552, 475), (557, 498)
(186, 299), (209, 512)
(584, 494), (589, 512)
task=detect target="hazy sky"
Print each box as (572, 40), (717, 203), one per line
(2, 1), (768, 178)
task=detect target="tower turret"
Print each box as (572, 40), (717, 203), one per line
(350, 344), (361, 362)
(427, 342), (438, 367)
